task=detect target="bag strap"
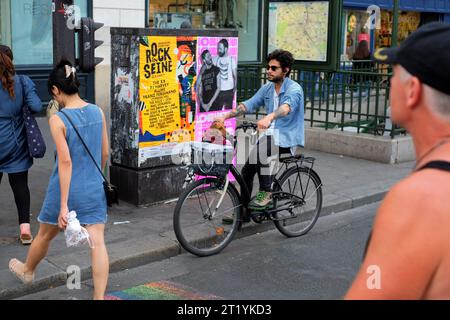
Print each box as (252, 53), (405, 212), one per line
(59, 109), (108, 183)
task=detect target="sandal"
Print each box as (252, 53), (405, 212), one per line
(9, 258), (34, 284)
(20, 234), (33, 245)
(19, 223), (33, 245)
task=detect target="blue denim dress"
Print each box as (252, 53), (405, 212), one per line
(38, 104), (107, 225)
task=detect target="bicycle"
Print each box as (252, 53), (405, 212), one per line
(173, 121), (323, 257)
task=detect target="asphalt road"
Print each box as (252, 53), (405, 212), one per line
(18, 202), (379, 301)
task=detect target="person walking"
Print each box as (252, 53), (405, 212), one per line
(0, 45), (42, 245)
(346, 22), (450, 299)
(9, 60), (110, 300)
(352, 40), (374, 95)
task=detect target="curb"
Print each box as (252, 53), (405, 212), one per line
(1, 190), (386, 300)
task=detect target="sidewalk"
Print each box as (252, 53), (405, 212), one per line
(0, 117), (414, 299)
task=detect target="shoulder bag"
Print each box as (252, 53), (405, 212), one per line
(19, 75), (46, 158)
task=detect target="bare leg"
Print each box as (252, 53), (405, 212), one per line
(23, 223), (60, 275)
(86, 224), (109, 300)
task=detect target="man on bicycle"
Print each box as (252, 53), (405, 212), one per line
(216, 49), (304, 214)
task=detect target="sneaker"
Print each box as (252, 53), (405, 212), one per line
(249, 191), (273, 209)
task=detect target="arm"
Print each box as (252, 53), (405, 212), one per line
(21, 76), (42, 113)
(99, 108), (109, 170)
(223, 103), (247, 120)
(208, 73), (222, 109)
(49, 115), (72, 229)
(257, 104), (291, 130)
(197, 73), (205, 108)
(345, 181), (442, 299)
(215, 84), (266, 123)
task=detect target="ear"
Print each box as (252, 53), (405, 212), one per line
(51, 85), (60, 96)
(405, 77), (422, 110)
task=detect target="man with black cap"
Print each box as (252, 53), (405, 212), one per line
(346, 22), (450, 299)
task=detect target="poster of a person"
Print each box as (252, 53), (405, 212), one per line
(197, 49), (221, 113)
(212, 38), (237, 111)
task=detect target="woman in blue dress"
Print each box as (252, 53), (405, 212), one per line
(0, 45), (42, 244)
(9, 60), (110, 300)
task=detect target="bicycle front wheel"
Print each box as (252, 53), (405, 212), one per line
(173, 177), (241, 257)
(273, 167), (323, 237)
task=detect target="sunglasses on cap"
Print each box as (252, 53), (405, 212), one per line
(267, 65), (282, 71)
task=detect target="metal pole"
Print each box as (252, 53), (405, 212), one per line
(391, 0), (400, 47)
(52, 0), (75, 66)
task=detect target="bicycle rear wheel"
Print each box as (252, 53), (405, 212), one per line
(173, 177), (241, 256)
(273, 167), (323, 237)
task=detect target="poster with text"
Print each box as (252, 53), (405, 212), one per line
(139, 36), (182, 160)
(137, 35), (238, 165)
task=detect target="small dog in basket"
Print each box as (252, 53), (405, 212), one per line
(202, 120), (228, 145)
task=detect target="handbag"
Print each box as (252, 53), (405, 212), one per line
(60, 110), (119, 207)
(19, 76), (46, 158)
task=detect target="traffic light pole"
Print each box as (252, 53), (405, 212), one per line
(52, 0), (76, 66)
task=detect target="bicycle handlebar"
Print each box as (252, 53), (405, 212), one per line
(235, 121), (258, 133)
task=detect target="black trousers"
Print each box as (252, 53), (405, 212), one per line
(0, 171), (30, 225)
(242, 135), (291, 197)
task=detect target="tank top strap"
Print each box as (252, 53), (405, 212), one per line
(417, 161), (450, 172)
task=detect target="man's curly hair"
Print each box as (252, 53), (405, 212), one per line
(266, 49), (295, 76)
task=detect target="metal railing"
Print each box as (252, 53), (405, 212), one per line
(237, 61), (405, 138)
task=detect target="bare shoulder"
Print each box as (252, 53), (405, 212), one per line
(381, 170), (450, 220)
(373, 170), (450, 248)
(48, 113), (65, 128)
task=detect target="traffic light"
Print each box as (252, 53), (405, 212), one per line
(78, 17), (104, 72)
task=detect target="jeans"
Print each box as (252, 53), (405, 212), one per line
(242, 135), (291, 196)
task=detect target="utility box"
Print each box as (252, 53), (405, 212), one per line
(110, 28), (238, 206)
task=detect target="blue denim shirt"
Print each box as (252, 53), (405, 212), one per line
(242, 77), (304, 148)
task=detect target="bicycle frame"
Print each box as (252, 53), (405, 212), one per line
(228, 155), (320, 215)
(185, 122), (322, 220)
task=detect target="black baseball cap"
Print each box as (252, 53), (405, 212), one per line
(373, 22), (450, 95)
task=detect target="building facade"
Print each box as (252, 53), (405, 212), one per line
(343, 0), (450, 60)
(1, 0), (450, 108)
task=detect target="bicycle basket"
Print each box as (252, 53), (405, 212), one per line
(190, 141), (233, 177)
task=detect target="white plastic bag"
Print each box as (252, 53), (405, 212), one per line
(64, 211), (94, 248)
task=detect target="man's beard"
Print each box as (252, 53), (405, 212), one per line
(268, 75), (283, 83)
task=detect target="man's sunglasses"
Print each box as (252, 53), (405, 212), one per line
(267, 65), (282, 71)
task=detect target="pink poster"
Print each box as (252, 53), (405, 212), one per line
(195, 36), (238, 179)
(195, 37), (238, 143)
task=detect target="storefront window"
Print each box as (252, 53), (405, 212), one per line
(148, 0), (261, 62)
(343, 9), (371, 61)
(0, 0), (87, 66)
(0, 0), (11, 46)
(375, 10), (421, 49)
